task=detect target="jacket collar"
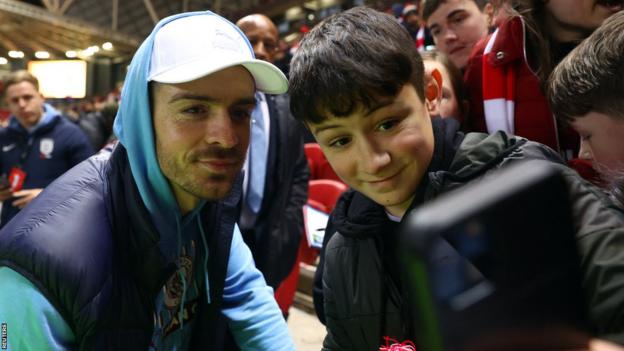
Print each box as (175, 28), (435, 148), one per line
(486, 16), (526, 68)
(443, 131), (528, 183)
(8, 103), (61, 136)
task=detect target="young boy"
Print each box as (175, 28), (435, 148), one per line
(288, 6), (624, 350)
(548, 11), (624, 204)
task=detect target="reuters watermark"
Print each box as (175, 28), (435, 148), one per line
(1, 322), (6, 349)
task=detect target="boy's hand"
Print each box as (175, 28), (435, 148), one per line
(12, 189), (43, 209)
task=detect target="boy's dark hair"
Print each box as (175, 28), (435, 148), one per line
(4, 70), (39, 91)
(547, 11), (624, 124)
(289, 6), (425, 124)
(423, 0), (489, 22)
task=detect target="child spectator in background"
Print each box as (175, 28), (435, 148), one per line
(464, 0), (622, 161)
(422, 50), (469, 124)
(548, 10), (624, 204)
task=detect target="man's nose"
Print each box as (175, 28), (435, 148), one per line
(253, 42), (268, 61)
(204, 111), (240, 149)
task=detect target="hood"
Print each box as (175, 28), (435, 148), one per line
(112, 11), (210, 263)
(8, 103), (60, 135)
(332, 118), (463, 239)
(446, 130), (527, 181)
(331, 190), (394, 239)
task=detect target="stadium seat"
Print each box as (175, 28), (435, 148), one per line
(304, 143), (344, 184)
(274, 179), (348, 317)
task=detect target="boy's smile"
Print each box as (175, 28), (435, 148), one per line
(309, 84), (435, 217)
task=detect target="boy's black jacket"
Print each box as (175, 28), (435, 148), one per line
(317, 118), (624, 350)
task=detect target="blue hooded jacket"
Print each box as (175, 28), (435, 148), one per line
(0, 11), (294, 350)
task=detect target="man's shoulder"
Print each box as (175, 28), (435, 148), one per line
(267, 93), (294, 122)
(0, 154), (115, 310)
(2, 153), (111, 239)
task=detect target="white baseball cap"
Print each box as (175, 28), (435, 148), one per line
(148, 13), (288, 94)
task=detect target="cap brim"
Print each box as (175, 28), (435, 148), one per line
(149, 58), (288, 95)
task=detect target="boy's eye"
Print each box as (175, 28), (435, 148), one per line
(377, 119), (399, 131)
(329, 137), (351, 148)
(581, 134), (592, 141)
(450, 13), (467, 25)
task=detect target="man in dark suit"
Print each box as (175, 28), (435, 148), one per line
(236, 14), (309, 293)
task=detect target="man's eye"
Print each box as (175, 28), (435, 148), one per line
(183, 106), (207, 114)
(431, 28), (441, 37)
(231, 108), (253, 121)
(264, 41), (278, 52)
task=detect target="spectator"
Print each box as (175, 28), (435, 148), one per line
(0, 70), (94, 227)
(548, 11), (624, 204)
(422, 49), (469, 123)
(423, 0), (492, 69)
(236, 13), (309, 299)
(463, 0), (622, 159)
(289, 6), (624, 349)
(0, 12), (294, 350)
(78, 101), (118, 150)
(402, 2), (435, 51)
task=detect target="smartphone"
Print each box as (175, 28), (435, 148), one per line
(401, 161), (590, 351)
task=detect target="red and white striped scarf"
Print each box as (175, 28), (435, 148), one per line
(482, 28), (516, 134)
(416, 26), (425, 52)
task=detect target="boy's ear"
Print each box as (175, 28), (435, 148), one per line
(424, 67), (443, 116)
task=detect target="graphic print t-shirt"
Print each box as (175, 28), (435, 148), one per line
(149, 237), (205, 351)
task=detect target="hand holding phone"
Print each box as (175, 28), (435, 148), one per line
(0, 174), (9, 189)
(0, 174), (13, 201)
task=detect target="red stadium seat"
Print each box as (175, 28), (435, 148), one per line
(304, 143), (344, 184)
(307, 179), (348, 213)
(274, 179), (348, 317)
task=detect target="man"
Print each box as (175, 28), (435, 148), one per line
(0, 12), (294, 350)
(548, 11), (624, 204)
(402, 2), (434, 51)
(289, 6), (624, 349)
(0, 71), (94, 227)
(423, 0), (491, 69)
(236, 14), (309, 293)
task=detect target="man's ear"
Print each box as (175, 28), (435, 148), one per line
(424, 67), (443, 117)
